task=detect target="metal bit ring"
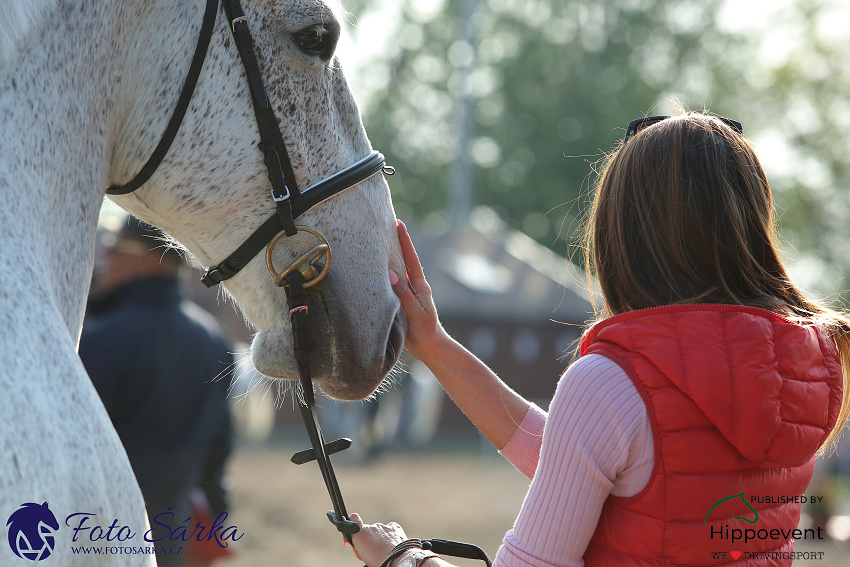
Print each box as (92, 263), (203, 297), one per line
(265, 226), (331, 288)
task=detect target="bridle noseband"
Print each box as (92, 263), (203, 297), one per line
(105, 2), (490, 564)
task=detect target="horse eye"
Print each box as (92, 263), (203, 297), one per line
(295, 27), (326, 54)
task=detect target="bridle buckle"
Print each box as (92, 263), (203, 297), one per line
(271, 185), (291, 202)
(231, 16), (249, 32)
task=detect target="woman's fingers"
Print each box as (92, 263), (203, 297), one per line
(397, 220), (427, 290)
(348, 512), (408, 567)
(390, 219), (446, 361)
(348, 513), (364, 558)
(390, 220), (432, 311)
(389, 268), (426, 316)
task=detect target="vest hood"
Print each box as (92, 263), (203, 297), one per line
(581, 304), (843, 467)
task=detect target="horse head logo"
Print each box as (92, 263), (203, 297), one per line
(6, 502), (59, 561)
(703, 492), (759, 527)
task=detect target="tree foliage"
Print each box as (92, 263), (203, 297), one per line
(342, 0), (850, 295)
(730, 0), (850, 295)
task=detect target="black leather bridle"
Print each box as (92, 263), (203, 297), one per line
(107, 0), (390, 291)
(106, 0), (383, 545)
(106, 1), (491, 563)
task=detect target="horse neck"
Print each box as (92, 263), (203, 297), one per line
(0, 0), (195, 343)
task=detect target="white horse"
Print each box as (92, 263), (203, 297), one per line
(0, 0), (404, 564)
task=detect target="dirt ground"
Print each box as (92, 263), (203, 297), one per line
(214, 436), (528, 567)
(212, 436), (849, 567)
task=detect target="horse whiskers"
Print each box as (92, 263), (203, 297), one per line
(292, 379), (310, 408)
(260, 378), (277, 402)
(219, 347), (312, 410)
(221, 349), (253, 392)
(214, 346), (252, 382)
(211, 361), (239, 393)
(225, 348), (276, 406)
(390, 356), (411, 378)
(228, 370), (264, 404)
(221, 344), (409, 409)
(235, 368), (299, 411)
(362, 362), (405, 401)
(273, 378), (300, 410)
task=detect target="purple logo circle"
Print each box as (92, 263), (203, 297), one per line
(6, 502), (59, 561)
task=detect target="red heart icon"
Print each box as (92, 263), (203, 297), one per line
(730, 551), (742, 560)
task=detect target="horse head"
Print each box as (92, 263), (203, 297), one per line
(108, 0), (405, 400)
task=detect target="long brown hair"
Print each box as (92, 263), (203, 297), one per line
(583, 110), (850, 450)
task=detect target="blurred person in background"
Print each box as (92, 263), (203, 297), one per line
(80, 216), (234, 567)
(349, 112), (850, 567)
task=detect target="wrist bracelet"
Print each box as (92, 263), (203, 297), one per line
(379, 538), (430, 567)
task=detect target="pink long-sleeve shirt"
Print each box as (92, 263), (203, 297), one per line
(493, 354), (654, 567)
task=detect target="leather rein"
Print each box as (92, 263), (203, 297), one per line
(106, 1), (490, 564)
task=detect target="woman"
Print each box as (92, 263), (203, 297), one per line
(350, 111), (850, 567)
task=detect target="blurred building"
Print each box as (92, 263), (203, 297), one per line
(407, 211), (595, 432)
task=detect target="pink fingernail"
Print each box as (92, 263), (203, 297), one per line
(398, 219), (407, 232)
(388, 269), (399, 285)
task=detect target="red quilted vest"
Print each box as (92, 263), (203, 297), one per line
(579, 305), (842, 567)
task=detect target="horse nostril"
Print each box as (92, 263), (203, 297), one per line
(383, 309), (406, 375)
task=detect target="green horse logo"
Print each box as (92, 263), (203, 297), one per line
(703, 492), (759, 527)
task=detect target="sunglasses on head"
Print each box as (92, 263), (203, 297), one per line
(623, 115), (743, 144)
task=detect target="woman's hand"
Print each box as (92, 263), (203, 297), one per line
(390, 220), (450, 363)
(388, 220), (532, 451)
(349, 512), (408, 567)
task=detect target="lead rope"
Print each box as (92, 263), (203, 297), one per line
(282, 269), (492, 566)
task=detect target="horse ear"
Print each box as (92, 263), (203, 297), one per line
(42, 502), (48, 507)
